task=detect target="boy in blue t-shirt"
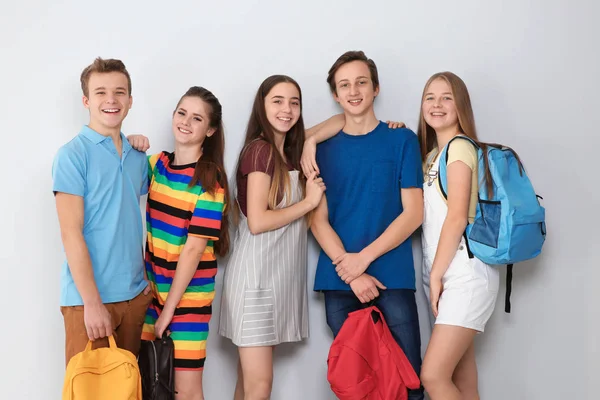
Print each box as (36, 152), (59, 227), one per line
(52, 57), (150, 365)
(307, 51), (425, 400)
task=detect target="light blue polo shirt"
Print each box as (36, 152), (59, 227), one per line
(52, 125), (149, 306)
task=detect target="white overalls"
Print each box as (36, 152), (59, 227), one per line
(421, 152), (500, 332)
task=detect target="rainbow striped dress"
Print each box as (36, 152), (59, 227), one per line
(141, 151), (225, 371)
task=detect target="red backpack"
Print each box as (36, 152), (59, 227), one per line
(327, 306), (421, 400)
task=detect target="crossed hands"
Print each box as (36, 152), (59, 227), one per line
(334, 252), (386, 303)
(348, 273), (387, 303)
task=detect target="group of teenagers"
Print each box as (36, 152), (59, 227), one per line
(53, 50), (501, 400)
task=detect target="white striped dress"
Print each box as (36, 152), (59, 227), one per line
(218, 171), (309, 346)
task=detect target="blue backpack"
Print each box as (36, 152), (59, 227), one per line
(438, 135), (546, 313)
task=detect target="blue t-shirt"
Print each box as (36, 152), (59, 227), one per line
(313, 122), (423, 291)
(52, 126), (149, 306)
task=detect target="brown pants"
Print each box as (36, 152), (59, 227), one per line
(61, 291), (152, 365)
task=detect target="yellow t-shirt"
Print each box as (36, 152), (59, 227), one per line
(425, 137), (479, 223)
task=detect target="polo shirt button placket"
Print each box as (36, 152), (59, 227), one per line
(121, 149), (128, 171)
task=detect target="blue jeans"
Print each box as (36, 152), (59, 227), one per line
(324, 289), (425, 400)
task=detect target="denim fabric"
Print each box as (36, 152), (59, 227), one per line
(324, 289), (424, 400)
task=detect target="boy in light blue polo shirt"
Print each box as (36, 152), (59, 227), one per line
(52, 57), (150, 364)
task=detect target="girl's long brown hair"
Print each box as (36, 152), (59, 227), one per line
(416, 72), (523, 197)
(233, 75), (307, 222)
(176, 86), (230, 256)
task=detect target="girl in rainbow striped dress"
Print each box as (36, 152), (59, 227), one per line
(138, 86), (230, 399)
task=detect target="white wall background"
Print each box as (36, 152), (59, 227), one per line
(2, 0), (598, 399)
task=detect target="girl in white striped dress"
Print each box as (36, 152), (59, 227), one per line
(218, 75), (331, 400)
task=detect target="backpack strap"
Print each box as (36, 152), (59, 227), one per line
(505, 264), (513, 313)
(437, 135), (479, 199)
(437, 135), (479, 260)
(439, 137), (516, 314)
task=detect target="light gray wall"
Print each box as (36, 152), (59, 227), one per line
(1, 0), (597, 399)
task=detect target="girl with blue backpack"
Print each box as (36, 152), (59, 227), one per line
(417, 72), (500, 400)
(418, 72), (546, 400)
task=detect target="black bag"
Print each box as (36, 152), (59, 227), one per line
(138, 335), (176, 400)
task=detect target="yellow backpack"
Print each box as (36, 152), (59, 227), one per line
(62, 335), (142, 400)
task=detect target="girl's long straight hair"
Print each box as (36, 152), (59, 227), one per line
(232, 75), (307, 223)
(416, 72), (524, 197)
(176, 86), (230, 256)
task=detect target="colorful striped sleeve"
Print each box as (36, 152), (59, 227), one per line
(188, 184), (226, 240)
(148, 153), (160, 186)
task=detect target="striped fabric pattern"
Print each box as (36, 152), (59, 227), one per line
(218, 171), (309, 347)
(141, 152), (225, 370)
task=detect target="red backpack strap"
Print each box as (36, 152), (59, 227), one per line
(369, 306), (421, 390)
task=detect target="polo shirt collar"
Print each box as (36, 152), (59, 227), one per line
(80, 125), (109, 144)
(80, 125), (129, 147)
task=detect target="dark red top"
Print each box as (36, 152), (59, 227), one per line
(236, 139), (294, 217)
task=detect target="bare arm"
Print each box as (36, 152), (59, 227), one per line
(310, 195), (346, 261)
(310, 196), (389, 300)
(305, 114), (345, 143)
(246, 171), (324, 235)
(361, 187), (424, 263)
(305, 114), (406, 143)
(55, 193), (113, 339)
(301, 115), (345, 177)
(334, 187), (424, 283)
(427, 160), (472, 316)
(430, 161), (472, 280)
(56, 193), (101, 305)
(301, 116), (406, 177)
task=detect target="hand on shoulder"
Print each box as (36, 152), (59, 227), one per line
(127, 134), (150, 152)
